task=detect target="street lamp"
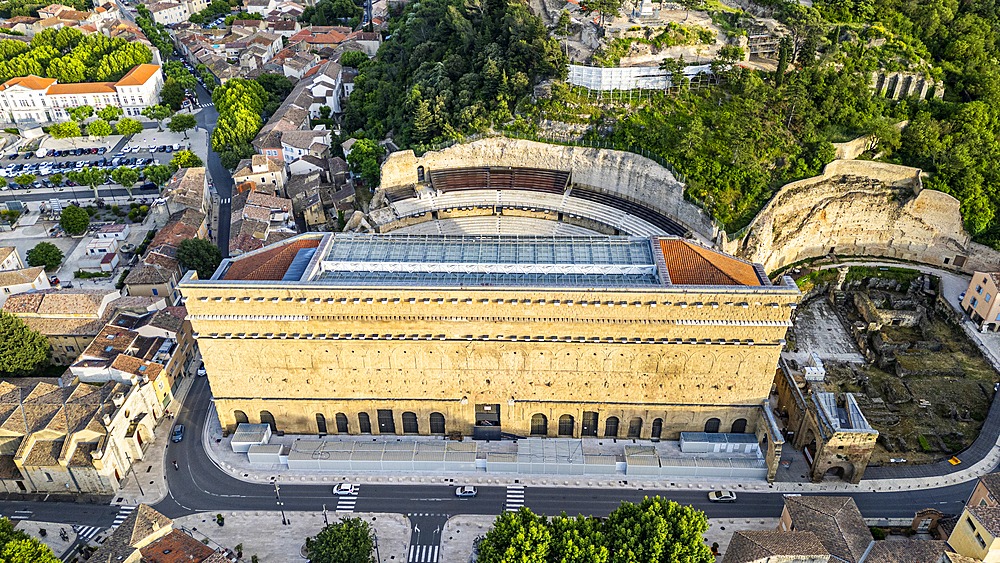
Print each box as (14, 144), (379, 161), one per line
(373, 532), (381, 563)
(123, 451), (144, 497)
(274, 479), (288, 525)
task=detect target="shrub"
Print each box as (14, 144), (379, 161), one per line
(74, 270), (112, 279)
(870, 527), (886, 540)
(918, 435), (930, 452)
(116, 269), (130, 290)
(111, 205), (120, 215)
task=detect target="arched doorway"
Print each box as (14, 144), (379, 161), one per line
(417, 166), (425, 182)
(731, 418), (747, 433)
(605, 416), (619, 438)
(336, 413), (349, 434)
(530, 414), (547, 436)
(558, 415), (574, 436)
(234, 410), (249, 425)
(315, 413), (327, 435)
(627, 417), (642, 438)
(582, 411), (598, 437)
(259, 411), (276, 432)
(824, 465), (852, 481)
(358, 412), (372, 434)
(402, 412), (419, 434)
(651, 418), (663, 441)
(430, 412), (445, 434)
(704, 418), (720, 433)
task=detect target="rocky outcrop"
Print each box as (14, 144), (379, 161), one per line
(725, 160), (1000, 275)
(379, 137), (717, 238)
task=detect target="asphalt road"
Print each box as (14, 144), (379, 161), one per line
(189, 79), (232, 258)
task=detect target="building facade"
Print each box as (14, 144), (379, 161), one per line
(180, 234), (802, 441)
(0, 64), (164, 124)
(962, 272), (1000, 332)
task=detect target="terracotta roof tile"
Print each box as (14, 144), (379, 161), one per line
(659, 239), (763, 286)
(722, 531), (829, 563)
(0, 267), (44, 287)
(117, 64), (161, 86)
(141, 530), (215, 563)
(223, 237), (320, 280)
(865, 540), (947, 563)
(784, 496), (872, 563)
(0, 75), (57, 92)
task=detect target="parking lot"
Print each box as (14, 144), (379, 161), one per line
(0, 139), (191, 192)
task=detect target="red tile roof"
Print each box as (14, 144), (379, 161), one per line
(658, 239), (763, 286)
(222, 238), (320, 281)
(140, 530), (215, 563)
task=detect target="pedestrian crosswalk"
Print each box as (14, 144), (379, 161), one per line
(73, 525), (102, 543)
(220, 197), (230, 204)
(405, 513), (450, 517)
(111, 505), (136, 528)
(505, 485), (525, 512)
(9, 510), (32, 520)
(408, 544), (439, 563)
(336, 493), (358, 512)
(195, 102), (215, 108)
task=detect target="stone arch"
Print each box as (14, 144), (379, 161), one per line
(402, 412), (419, 434)
(358, 412), (372, 434)
(528, 350), (553, 372)
(823, 464), (853, 482)
(636, 352), (658, 374)
(627, 417), (642, 438)
(499, 350), (524, 371)
(366, 348), (390, 370)
(315, 413), (327, 434)
(234, 410), (249, 425)
(419, 347), (444, 371)
(651, 418), (663, 440)
(558, 414), (574, 436)
(471, 349), (499, 371)
(342, 348), (364, 369)
(657, 352), (687, 377)
(731, 418), (748, 433)
(335, 413), (349, 434)
(704, 418), (721, 433)
(430, 412), (446, 434)
(530, 413), (548, 436)
(391, 347), (417, 369)
(687, 352), (715, 374)
(606, 350), (633, 373)
(259, 411), (277, 432)
(553, 348), (578, 372)
(605, 416), (620, 438)
(417, 166), (425, 182)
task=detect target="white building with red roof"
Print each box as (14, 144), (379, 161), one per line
(0, 64), (164, 124)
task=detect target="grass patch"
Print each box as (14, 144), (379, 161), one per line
(795, 269), (839, 292)
(918, 435), (930, 451)
(845, 266), (921, 285)
(74, 270), (112, 279)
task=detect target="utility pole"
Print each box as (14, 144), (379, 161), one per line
(274, 479), (287, 525)
(374, 532), (381, 563)
(124, 452), (144, 497)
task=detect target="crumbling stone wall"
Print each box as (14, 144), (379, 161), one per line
(379, 137), (717, 239)
(726, 160), (1000, 275)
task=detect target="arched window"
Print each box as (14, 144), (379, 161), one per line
(402, 412), (418, 434)
(582, 412), (598, 437)
(651, 418), (663, 441)
(335, 413), (349, 434)
(627, 417), (642, 438)
(234, 410), (249, 425)
(417, 166), (425, 182)
(315, 413), (327, 435)
(430, 412), (445, 435)
(358, 412), (372, 434)
(604, 416), (619, 438)
(259, 411), (276, 432)
(731, 418), (748, 433)
(704, 418), (721, 433)
(530, 414), (547, 436)
(558, 414), (574, 436)
(377, 409), (396, 434)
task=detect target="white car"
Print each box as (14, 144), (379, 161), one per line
(333, 483), (358, 496)
(455, 486), (477, 498)
(708, 490), (737, 503)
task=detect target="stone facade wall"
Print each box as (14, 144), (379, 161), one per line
(379, 137), (717, 238)
(726, 160), (1000, 275)
(180, 282), (800, 437)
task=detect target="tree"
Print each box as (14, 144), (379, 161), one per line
(142, 104), (173, 131)
(170, 150), (203, 168)
(67, 168), (108, 200)
(50, 121), (81, 140)
(579, 0), (623, 31)
(774, 37), (791, 87)
(14, 174), (34, 187)
(143, 165), (174, 187)
(169, 114), (197, 139)
(98, 105), (123, 122)
(863, 117), (902, 155)
(346, 138), (385, 186)
(59, 205), (90, 235)
(604, 497), (712, 563)
(477, 509), (552, 563)
(68, 105), (93, 124)
(110, 167), (140, 197)
(659, 55), (686, 91)
(160, 79), (185, 111)
(88, 118), (112, 138)
(305, 517), (375, 563)
(340, 50), (369, 69)
(176, 237), (221, 279)
(25, 241), (63, 271)
(0, 518), (58, 561)
(49, 173), (62, 186)
(116, 117), (144, 136)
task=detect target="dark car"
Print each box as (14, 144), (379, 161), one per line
(23, 153), (33, 159)
(172, 425), (184, 442)
(98, 147), (107, 154)
(6, 154), (15, 161)
(141, 182), (158, 191)
(66, 180), (77, 186)
(45, 150), (55, 157)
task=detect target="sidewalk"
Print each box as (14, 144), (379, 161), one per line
(115, 375), (198, 506)
(172, 511), (410, 563)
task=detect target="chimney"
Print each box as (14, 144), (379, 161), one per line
(103, 413), (112, 426)
(112, 393), (125, 408)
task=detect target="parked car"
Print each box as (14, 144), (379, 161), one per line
(708, 490), (737, 503)
(455, 486), (477, 498)
(98, 147), (107, 154)
(172, 424), (185, 442)
(333, 483), (358, 496)
(197, 363), (207, 376)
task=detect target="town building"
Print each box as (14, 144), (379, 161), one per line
(97, 223), (131, 240)
(962, 272), (1000, 332)
(233, 154), (288, 188)
(0, 267), (49, 307)
(1, 289), (166, 365)
(69, 307), (195, 407)
(77, 238), (120, 273)
(968, 474), (1000, 508)
(0, 376), (163, 495)
(179, 234), (801, 470)
(227, 184), (295, 255)
(89, 504), (229, 563)
(0, 64), (164, 125)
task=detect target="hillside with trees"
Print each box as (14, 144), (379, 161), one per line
(0, 27), (152, 84)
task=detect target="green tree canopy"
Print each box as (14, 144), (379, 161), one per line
(346, 138), (385, 186)
(478, 509), (552, 563)
(98, 105), (123, 122)
(59, 204), (89, 235)
(142, 104), (173, 131)
(87, 118), (112, 138)
(160, 78), (185, 111)
(116, 117), (143, 137)
(25, 241), (63, 271)
(305, 517), (375, 563)
(50, 121), (81, 139)
(169, 114), (197, 138)
(176, 237), (222, 279)
(110, 168), (140, 196)
(143, 165), (174, 187)
(0, 312), (51, 378)
(170, 150), (203, 168)
(340, 50), (369, 69)
(67, 168), (108, 200)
